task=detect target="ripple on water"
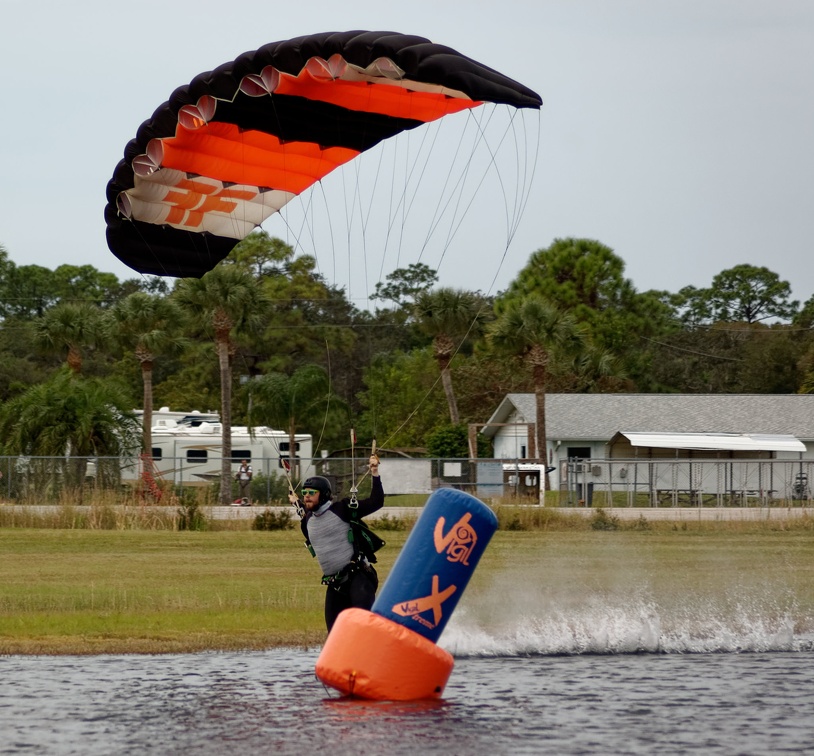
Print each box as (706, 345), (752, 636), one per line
(1, 650), (814, 755)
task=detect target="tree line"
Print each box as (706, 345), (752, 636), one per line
(0, 234), (812, 503)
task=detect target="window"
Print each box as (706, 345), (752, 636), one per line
(567, 447), (591, 460)
(279, 442), (300, 452)
(151, 448), (162, 461)
(187, 450), (207, 463)
(231, 450), (251, 462)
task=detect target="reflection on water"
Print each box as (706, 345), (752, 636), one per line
(2, 647), (814, 755)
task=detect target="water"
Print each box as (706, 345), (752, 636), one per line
(3, 635), (814, 754)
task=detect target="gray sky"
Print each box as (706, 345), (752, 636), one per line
(2, 0), (813, 306)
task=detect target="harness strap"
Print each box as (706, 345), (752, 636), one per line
(321, 557), (373, 588)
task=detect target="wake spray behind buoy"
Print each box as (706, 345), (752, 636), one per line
(315, 488), (498, 700)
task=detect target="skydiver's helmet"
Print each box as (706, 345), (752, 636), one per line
(302, 476), (332, 506)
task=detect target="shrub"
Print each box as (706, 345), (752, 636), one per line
(590, 508), (620, 531)
(252, 508), (294, 531)
(495, 505), (580, 531)
(177, 498), (207, 531)
(628, 514), (652, 531)
(502, 514), (527, 531)
(368, 513), (411, 531)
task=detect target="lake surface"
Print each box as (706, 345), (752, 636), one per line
(3, 621), (814, 755)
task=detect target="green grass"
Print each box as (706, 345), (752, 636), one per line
(0, 529), (406, 654)
(3, 520), (814, 655)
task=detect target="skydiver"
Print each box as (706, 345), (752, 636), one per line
(290, 455), (384, 632)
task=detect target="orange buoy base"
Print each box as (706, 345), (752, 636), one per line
(315, 608), (455, 700)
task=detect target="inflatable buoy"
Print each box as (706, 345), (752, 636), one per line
(315, 488), (498, 700)
(315, 608), (454, 700)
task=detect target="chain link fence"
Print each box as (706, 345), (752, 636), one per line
(0, 455), (811, 507)
(559, 457), (814, 507)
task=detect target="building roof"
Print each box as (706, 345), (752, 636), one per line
(612, 431), (806, 453)
(482, 393), (814, 441)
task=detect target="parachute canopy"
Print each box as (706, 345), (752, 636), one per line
(105, 31), (542, 278)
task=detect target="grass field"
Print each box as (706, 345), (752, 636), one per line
(2, 511), (814, 655)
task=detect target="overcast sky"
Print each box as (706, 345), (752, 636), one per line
(2, 0), (813, 307)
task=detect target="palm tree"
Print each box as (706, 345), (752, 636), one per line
(414, 287), (487, 425)
(174, 266), (268, 504)
(34, 302), (104, 374)
(489, 296), (585, 489)
(249, 365), (334, 480)
(0, 369), (140, 496)
(569, 345), (627, 393)
(108, 292), (187, 455)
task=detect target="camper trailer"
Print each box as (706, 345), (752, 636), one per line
(135, 407), (220, 430)
(123, 411), (314, 487)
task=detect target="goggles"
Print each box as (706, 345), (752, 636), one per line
(301, 488), (320, 496)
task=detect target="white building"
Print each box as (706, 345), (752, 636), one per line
(480, 393), (814, 499)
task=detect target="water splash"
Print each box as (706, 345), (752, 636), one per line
(441, 586), (814, 657)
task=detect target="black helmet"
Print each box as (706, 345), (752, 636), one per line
(302, 476), (332, 505)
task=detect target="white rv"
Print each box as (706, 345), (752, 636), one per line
(123, 410), (314, 487)
(136, 407), (220, 430)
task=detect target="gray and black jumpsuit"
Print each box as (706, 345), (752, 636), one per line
(300, 477), (384, 631)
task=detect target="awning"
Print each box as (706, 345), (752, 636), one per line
(614, 432), (806, 453)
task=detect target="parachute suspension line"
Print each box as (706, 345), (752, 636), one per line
(275, 154), (337, 287)
(373, 107), (540, 452)
(373, 286), (493, 456)
(285, 334), (335, 492)
(239, 352), (299, 504)
(342, 150), (373, 305)
(358, 141), (390, 305)
(378, 121), (434, 274)
(369, 116), (445, 287)
(518, 108), (543, 240)
(504, 109), (533, 242)
(395, 128), (412, 272)
(312, 336), (334, 460)
(377, 128), (404, 284)
(367, 103), (523, 285)
(353, 437), (378, 493)
(387, 104), (539, 301)
(389, 118), (453, 273)
(316, 177), (341, 290)
(492, 107), (542, 248)
(418, 111), (488, 270)
(365, 326), (379, 444)
(375, 373), (444, 453)
(276, 179), (318, 267)
(394, 119), (441, 266)
(346, 157), (364, 302)
(393, 120), (441, 272)
(425, 104), (522, 273)
(482, 108), (543, 299)
(371, 106), (483, 278)
(348, 427), (359, 507)
(412, 115), (474, 265)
